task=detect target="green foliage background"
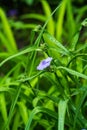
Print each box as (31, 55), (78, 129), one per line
(0, 0), (87, 130)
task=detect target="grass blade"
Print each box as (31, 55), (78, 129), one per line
(58, 99), (68, 130)
(4, 84), (21, 130)
(57, 66), (87, 79)
(25, 106), (57, 130)
(0, 47), (41, 67)
(0, 8), (17, 53)
(40, 0), (55, 35)
(56, 0), (67, 41)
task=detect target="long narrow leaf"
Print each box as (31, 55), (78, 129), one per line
(57, 66), (87, 79)
(0, 47), (41, 67)
(58, 100), (68, 130)
(25, 106), (57, 130)
(40, 0), (55, 35)
(0, 8), (17, 52)
(4, 85), (21, 130)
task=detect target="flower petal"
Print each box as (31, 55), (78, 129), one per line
(37, 57), (52, 70)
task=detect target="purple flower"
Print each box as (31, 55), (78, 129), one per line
(37, 57), (53, 70)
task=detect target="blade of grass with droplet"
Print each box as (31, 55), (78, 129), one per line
(43, 32), (70, 55)
(57, 66), (87, 79)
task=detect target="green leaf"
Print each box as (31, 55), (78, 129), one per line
(57, 66), (87, 79)
(0, 46), (41, 67)
(0, 93), (7, 122)
(25, 106), (57, 130)
(43, 32), (70, 55)
(17, 102), (28, 125)
(0, 8), (17, 53)
(56, 0), (67, 41)
(3, 85), (21, 130)
(40, 0), (55, 35)
(58, 99), (68, 130)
